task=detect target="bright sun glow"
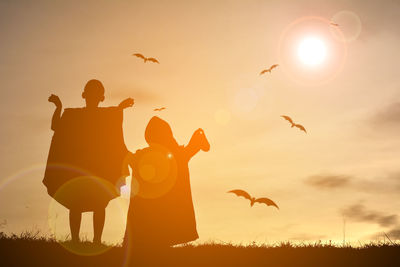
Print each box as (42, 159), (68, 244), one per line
(297, 37), (327, 66)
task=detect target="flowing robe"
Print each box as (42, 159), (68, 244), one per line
(124, 145), (198, 247)
(43, 107), (129, 211)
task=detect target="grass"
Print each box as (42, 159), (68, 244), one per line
(0, 232), (399, 266)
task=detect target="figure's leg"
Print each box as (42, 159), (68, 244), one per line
(69, 209), (82, 243)
(93, 208), (106, 244)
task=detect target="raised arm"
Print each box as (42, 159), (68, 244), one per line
(184, 128), (210, 160)
(48, 94), (62, 131)
(118, 98), (134, 109)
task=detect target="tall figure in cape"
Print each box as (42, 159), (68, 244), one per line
(124, 116), (210, 250)
(44, 79), (133, 244)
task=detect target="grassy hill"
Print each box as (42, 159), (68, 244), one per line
(1, 232), (399, 267)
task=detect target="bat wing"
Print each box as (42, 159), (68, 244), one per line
(260, 69), (268, 75)
(295, 124), (307, 133)
(133, 53), (146, 60)
(255, 197), (279, 209)
(154, 108), (159, 111)
(281, 115), (293, 124)
(270, 64), (279, 70)
(228, 189), (252, 201)
(160, 107), (166, 110)
(147, 58), (159, 63)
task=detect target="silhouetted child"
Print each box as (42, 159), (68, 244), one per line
(124, 116), (210, 250)
(44, 79), (133, 244)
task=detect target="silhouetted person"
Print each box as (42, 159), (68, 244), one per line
(44, 79), (133, 244)
(124, 116), (210, 250)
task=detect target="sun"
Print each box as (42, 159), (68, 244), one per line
(297, 37), (327, 66)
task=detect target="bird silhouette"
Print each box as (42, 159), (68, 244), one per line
(330, 22), (339, 27)
(281, 115), (307, 133)
(133, 53), (160, 63)
(227, 189), (279, 209)
(154, 107), (166, 111)
(260, 64), (279, 75)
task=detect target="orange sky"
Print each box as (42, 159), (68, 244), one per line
(1, 0), (400, 245)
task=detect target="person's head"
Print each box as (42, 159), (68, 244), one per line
(82, 79), (105, 108)
(145, 116), (178, 149)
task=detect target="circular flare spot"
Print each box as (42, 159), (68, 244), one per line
(331, 10), (362, 42)
(47, 176), (119, 256)
(131, 145), (178, 199)
(139, 164), (156, 182)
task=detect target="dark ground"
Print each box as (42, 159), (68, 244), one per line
(1, 232), (399, 267)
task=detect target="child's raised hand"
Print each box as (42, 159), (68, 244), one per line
(193, 128), (210, 152)
(48, 94), (62, 108)
(119, 98), (134, 109)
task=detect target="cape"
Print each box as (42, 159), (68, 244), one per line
(124, 145), (198, 247)
(43, 107), (129, 208)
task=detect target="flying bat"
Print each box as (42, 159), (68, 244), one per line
(281, 115), (307, 133)
(154, 107), (166, 111)
(330, 22), (339, 27)
(133, 53), (160, 64)
(227, 189), (279, 209)
(260, 64), (279, 75)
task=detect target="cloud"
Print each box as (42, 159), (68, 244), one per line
(304, 174), (352, 189)
(370, 226), (400, 241)
(341, 203), (398, 227)
(369, 102), (400, 129)
(343, 0), (400, 40)
(305, 172), (400, 194)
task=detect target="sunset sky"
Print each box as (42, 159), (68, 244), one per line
(1, 0), (400, 246)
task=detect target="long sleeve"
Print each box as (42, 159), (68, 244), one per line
(50, 107), (62, 131)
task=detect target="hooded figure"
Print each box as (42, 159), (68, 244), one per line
(124, 116), (209, 249)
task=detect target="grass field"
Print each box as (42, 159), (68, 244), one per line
(1, 232), (399, 267)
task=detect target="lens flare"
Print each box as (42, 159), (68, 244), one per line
(47, 175), (121, 256)
(331, 10), (362, 42)
(278, 16), (347, 86)
(131, 144), (178, 199)
(297, 37), (327, 66)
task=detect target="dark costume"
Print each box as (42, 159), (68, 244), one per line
(124, 118), (198, 247)
(43, 107), (129, 211)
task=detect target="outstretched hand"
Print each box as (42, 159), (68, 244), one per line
(48, 94), (62, 108)
(119, 98), (134, 109)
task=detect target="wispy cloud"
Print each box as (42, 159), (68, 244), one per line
(305, 172), (400, 194)
(304, 174), (352, 189)
(341, 203), (398, 228)
(358, 0), (400, 39)
(369, 226), (400, 241)
(369, 102), (400, 129)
